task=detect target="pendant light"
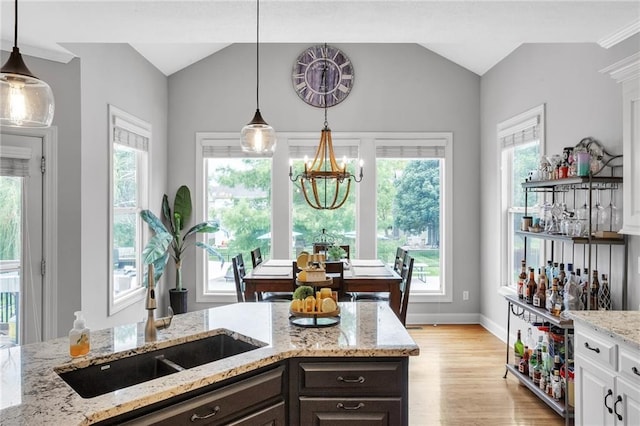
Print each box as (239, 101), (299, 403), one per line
(0, 0), (55, 128)
(240, 0), (276, 153)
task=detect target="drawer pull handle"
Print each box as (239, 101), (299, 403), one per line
(614, 395), (623, 421)
(337, 375), (365, 384)
(584, 342), (601, 353)
(337, 402), (365, 411)
(633, 366), (640, 377)
(604, 389), (613, 414)
(190, 406), (220, 422)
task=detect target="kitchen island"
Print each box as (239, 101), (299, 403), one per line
(0, 302), (419, 425)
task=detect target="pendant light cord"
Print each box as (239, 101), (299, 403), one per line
(323, 43), (328, 128)
(13, 0), (19, 48)
(255, 0), (260, 110)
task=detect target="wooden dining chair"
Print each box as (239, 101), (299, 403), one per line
(394, 246), (407, 272)
(232, 254), (246, 303)
(324, 261), (351, 302)
(250, 247), (263, 268)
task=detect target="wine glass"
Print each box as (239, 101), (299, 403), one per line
(591, 189), (604, 232)
(576, 190), (590, 236)
(603, 190), (622, 232)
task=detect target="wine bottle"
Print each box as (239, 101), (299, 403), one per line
(514, 329), (524, 366)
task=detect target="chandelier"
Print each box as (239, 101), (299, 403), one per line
(289, 49), (363, 210)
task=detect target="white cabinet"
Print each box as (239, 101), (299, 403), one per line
(603, 53), (640, 235)
(575, 326), (640, 426)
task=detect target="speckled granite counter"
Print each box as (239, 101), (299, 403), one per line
(0, 302), (418, 425)
(566, 310), (640, 350)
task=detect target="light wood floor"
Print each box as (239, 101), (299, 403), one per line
(407, 324), (567, 426)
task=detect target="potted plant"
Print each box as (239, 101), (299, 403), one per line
(327, 244), (347, 262)
(140, 185), (223, 314)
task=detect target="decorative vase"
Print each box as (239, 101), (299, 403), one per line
(169, 288), (188, 314)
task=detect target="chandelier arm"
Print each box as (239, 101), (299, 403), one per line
(329, 178), (341, 207)
(311, 178), (323, 208)
(332, 179), (352, 209)
(326, 130), (341, 172)
(301, 183), (321, 210)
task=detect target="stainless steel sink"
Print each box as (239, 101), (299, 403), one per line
(56, 333), (261, 398)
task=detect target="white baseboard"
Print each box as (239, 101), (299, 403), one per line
(479, 313), (508, 343)
(407, 312), (481, 325)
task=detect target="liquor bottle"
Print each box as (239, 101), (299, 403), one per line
(554, 282), (564, 315)
(517, 260), (527, 299)
(598, 273), (611, 310)
(589, 270), (600, 310)
(525, 268), (536, 304)
(547, 279), (559, 315)
(514, 329), (524, 366)
(557, 263), (566, 293)
(545, 261), (554, 283)
(533, 348), (543, 386)
(525, 327), (535, 356)
(533, 268), (547, 308)
(519, 346), (529, 376)
(528, 347), (537, 380)
(552, 262), (560, 281)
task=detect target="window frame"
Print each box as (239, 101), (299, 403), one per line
(108, 105), (150, 315)
(498, 104), (546, 293)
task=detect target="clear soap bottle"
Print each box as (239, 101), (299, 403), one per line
(69, 311), (90, 357)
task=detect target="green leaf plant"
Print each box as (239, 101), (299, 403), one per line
(140, 185), (223, 290)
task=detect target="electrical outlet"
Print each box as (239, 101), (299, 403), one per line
(463, 291), (469, 301)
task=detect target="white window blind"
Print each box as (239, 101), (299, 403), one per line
(0, 146), (31, 177)
(113, 126), (149, 152)
(376, 145), (445, 158)
(499, 116), (540, 149)
(288, 144), (359, 159)
(202, 144), (273, 158)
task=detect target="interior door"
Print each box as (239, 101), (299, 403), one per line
(0, 133), (44, 345)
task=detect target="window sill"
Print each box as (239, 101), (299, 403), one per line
(498, 286), (517, 297)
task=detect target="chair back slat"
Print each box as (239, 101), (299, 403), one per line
(399, 256), (414, 326)
(232, 253), (247, 303)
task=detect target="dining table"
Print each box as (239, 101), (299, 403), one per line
(243, 259), (403, 317)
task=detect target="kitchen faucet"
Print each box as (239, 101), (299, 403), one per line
(145, 264), (173, 342)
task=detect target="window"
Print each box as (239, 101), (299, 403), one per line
(499, 105), (545, 290)
(108, 106), (150, 315)
(195, 135), (272, 300)
(196, 132), (452, 303)
(375, 135), (452, 300)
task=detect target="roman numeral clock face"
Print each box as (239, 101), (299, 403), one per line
(292, 45), (354, 108)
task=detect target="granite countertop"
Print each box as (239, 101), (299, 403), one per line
(0, 302), (419, 425)
(566, 310), (640, 351)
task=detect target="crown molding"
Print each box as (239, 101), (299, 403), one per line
(598, 19), (640, 49)
(600, 52), (640, 83)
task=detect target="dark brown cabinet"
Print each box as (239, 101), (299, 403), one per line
(119, 365), (286, 426)
(289, 358), (408, 426)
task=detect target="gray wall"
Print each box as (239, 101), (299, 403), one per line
(479, 36), (640, 338)
(0, 51), (83, 338)
(168, 43), (482, 319)
(57, 44), (169, 332)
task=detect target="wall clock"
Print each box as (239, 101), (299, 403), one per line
(292, 44), (354, 108)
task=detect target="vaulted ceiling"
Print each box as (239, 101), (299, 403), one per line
(1, 0), (639, 76)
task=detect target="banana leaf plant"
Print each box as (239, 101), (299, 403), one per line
(140, 185), (223, 290)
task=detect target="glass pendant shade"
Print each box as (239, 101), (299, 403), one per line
(240, 109), (277, 153)
(0, 47), (55, 128)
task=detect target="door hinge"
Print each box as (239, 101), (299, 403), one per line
(41, 156), (46, 174)
(41, 259), (46, 276)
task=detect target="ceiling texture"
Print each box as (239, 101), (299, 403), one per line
(1, 0), (639, 76)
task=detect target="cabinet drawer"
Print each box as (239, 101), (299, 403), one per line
(123, 365), (284, 425)
(619, 345), (640, 385)
(226, 400), (286, 426)
(300, 397), (402, 425)
(299, 361), (403, 395)
(575, 329), (618, 371)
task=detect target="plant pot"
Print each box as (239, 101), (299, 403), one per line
(169, 288), (188, 314)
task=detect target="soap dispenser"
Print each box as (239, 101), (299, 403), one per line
(69, 311), (90, 357)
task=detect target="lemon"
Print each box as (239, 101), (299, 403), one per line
(321, 297), (337, 313)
